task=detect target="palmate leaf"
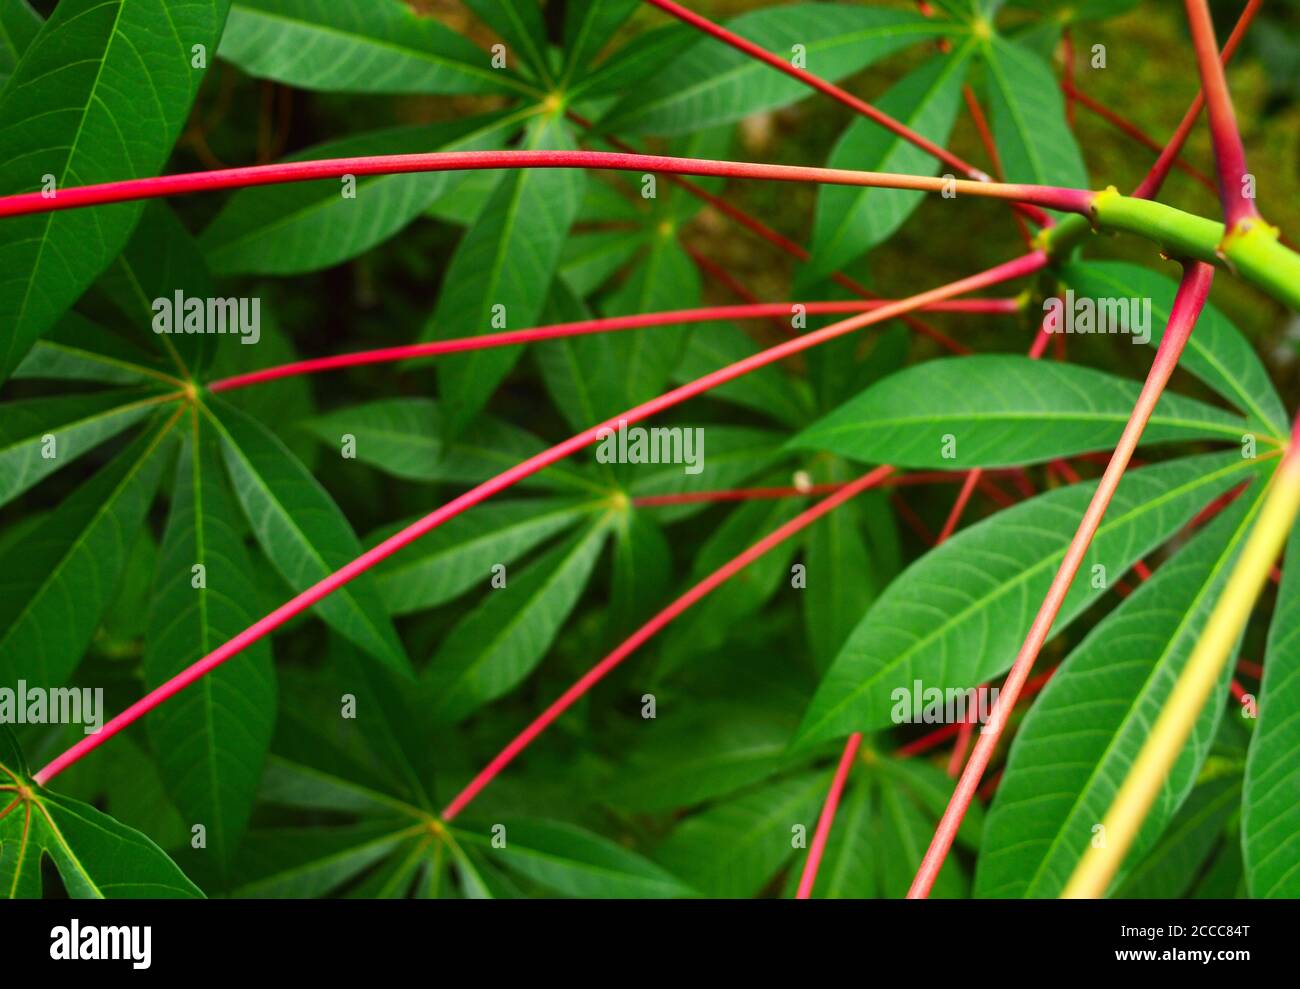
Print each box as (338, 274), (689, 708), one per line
(200, 112), (523, 276)
(608, 507), (673, 634)
(423, 515), (611, 725)
(0, 728), (201, 899)
(569, 22), (694, 102)
(981, 33), (1087, 189)
(0, 389), (163, 509)
(809, 45), (972, 280)
(561, 0), (640, 83)
(1242, 519), (1300, 897)
(0, 0), (229, 386)
(793, 452), (1266, 748)
(655, 771), (829, 898)
(219, 0), (529, 96)
(143, 420), (276, 880)
(974, 487), (1266, 898)
(462, 0), (551, 84)
(452, 818), (694, 899)
(206, 398), (409, 672)
(424, 114), (586, 435)
(0, 412), (178, 692)
(791, 356), (1249, 469)
(600, 5), (949, 136)
(372, 499), (598, 617)
(232, 820), (426, 898)
(1062, 261), (1290, 439)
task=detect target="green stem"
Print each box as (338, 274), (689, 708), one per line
(1042, 189), (1300, 310)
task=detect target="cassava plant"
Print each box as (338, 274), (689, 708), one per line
(0, 0), (1298, 905)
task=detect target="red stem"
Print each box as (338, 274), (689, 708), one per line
(795, 731), (863, 899)
(0, 150), (1090, 220)
(907, 261), (1216, 898)
(1183, 0), (1260, 228)
(207, 298), (1014, 393)
(1062, 81), (1215, 192)
(569, 114), (979, 353)
(642, 0), (1054, 226)
(1133, 0), (1261, 202)
(441, 467), (896, 820)
(34, 253), (1047, 786)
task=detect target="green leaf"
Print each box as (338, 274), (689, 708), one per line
(219, 0), (528, 95)
(793, 452), (1264, 748)
(0, 389), (162, 509)
(1061, 261), (1290, 439)
(657, 494), (807, 676)
(207, 398), (409, 672)
(975, 488), (1265, 897)
(14, 312), (175, 387)
(425, 114), (586, 435)
(0, 0), (40, 89)
(423, 516), (610, 724)
(569, 23), (694, 102)
(656, 772), (829, 898)
(200, 113), (521, 276)
(810, 47), (972, 279)
(671, 322), (814, 429)
(627, 427), (787, 524)
(371, 498), (595, 617)
(981, 34), (1087, 188)
(570, 232), (701, 422)
(879, 754), (985, 850)
(143, 421), (277, 879)
(1, 728), (202, 899)
(232, 820), (424, 897)
(533, 278), (609, 434)
(462, 0), (551, 84)
(603, 706), (799, 812)
(0, 413), (177, 691)
(1243, 518), (1300, 897)
(803, 463), (877, 668)
(561, 0), (640, 82)
(0, 0), (228, 385)
(429, 414), (605, 496)
(791, 355), (1249, 469)
(557, 228), (646, 296)
(453, 818), (693, 898)
(98, 204), (218, 375)
(1116, 775), (1241, 898)
(600, 6), (945, 135)
(300, 398), (441, 482)
(878, 777), (967, 897)
(796, 781), (876, 898)
(608, 507), (673, 633)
